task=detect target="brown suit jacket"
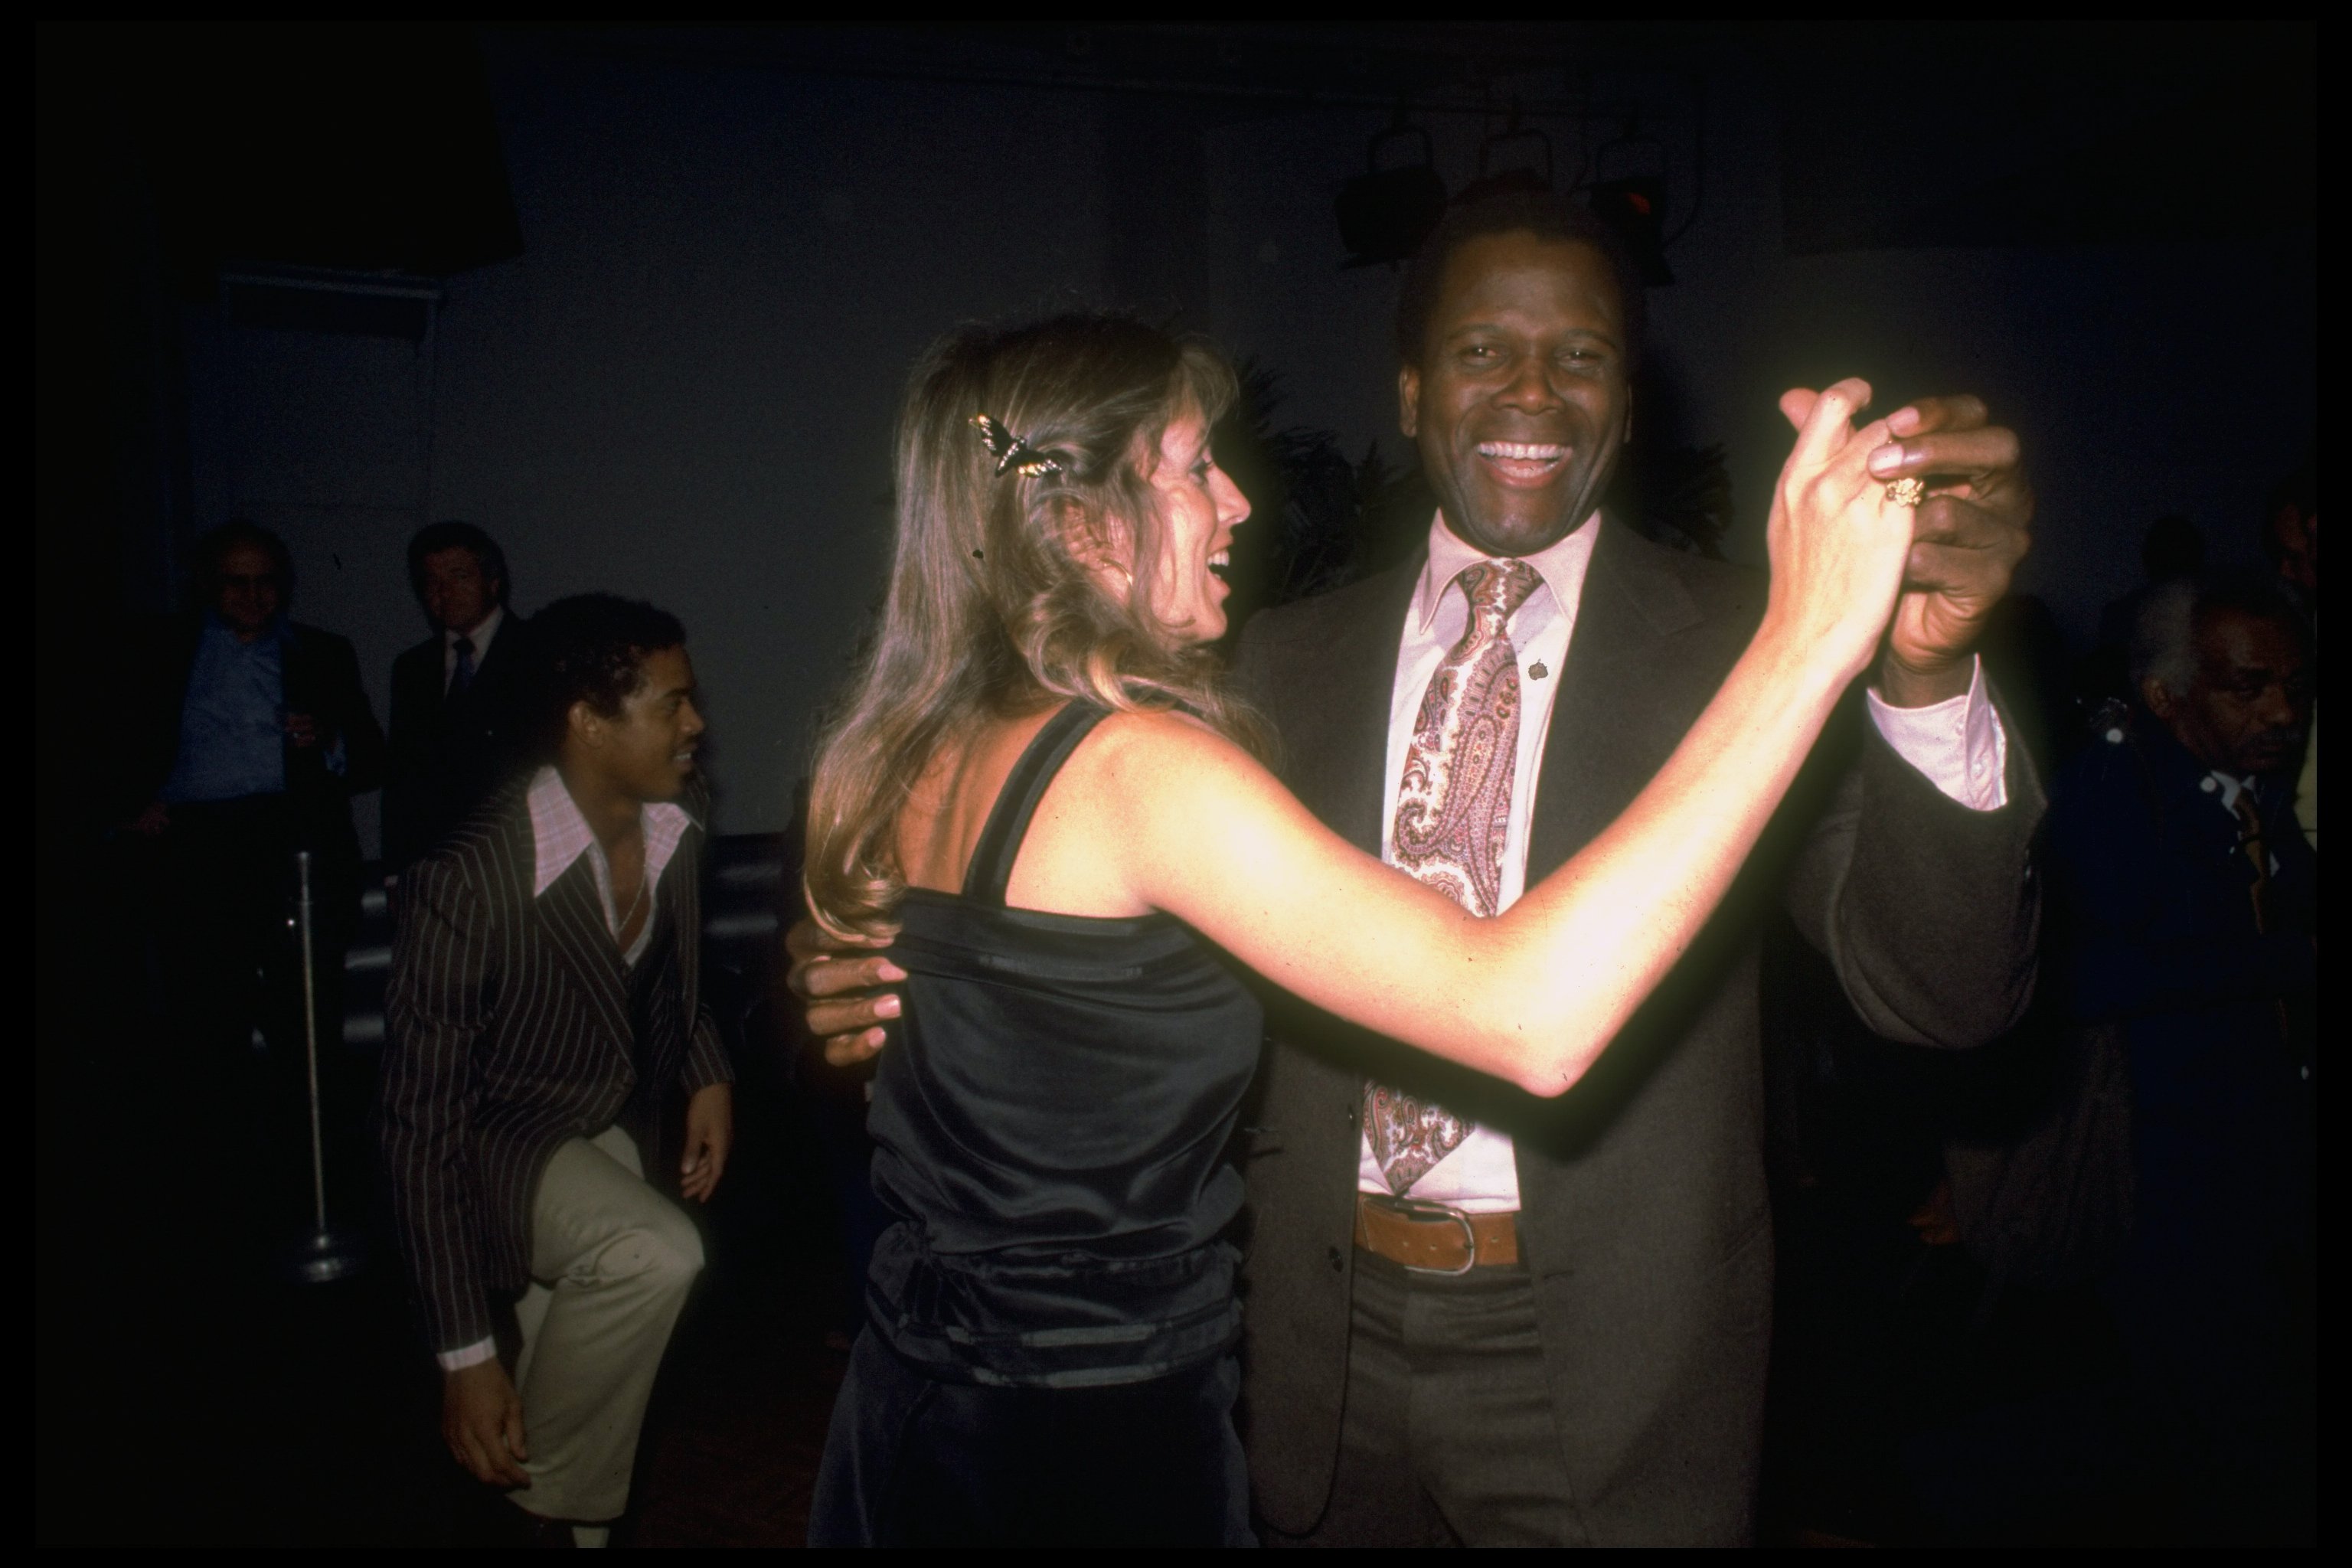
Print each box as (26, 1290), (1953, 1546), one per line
(1230, 524), (2043, 1544)
(380, 778), (733, 1355)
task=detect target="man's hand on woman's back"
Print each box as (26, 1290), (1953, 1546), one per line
(785, 918), (904, 1065)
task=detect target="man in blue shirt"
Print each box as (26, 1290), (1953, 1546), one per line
(121, 521), (386, 1190)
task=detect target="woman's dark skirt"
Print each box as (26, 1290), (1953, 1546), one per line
(808, 1330), (1253, 1547)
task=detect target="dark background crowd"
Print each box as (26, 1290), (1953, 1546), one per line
(38, 21), (2311, 1546)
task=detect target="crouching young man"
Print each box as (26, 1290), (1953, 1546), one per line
(380, 593), (733, 1547)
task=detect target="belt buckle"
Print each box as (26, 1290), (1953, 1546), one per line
(1380, 1196), (1480, 1277)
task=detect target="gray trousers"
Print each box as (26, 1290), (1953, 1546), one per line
(509, 1125), (704, 1524)
(1267, 1251), (1579, 1547)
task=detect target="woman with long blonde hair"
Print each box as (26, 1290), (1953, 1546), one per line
(805, 314), (1916, 1544)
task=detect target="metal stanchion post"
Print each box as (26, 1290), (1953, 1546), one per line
(277, 849), (367, 1284)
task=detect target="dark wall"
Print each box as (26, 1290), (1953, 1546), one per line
(1204, 54), (2314, 613)
(183, 44), (1119, 848)
(62, 27), (2314, 845)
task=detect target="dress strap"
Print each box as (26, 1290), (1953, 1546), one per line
(962, 703), (1111, 906)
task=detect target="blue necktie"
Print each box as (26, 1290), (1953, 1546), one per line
(450, 635), (477, 697)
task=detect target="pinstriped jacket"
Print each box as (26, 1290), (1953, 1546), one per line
(380, 776), (732, 1356)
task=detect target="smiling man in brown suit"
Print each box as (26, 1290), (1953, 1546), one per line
(381, 593), (733, 1548)
(793, 192), (2043, 1545)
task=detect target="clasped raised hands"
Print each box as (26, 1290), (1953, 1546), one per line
(1763, 377), (1919, 684)
(1774, 384), (2032, 705)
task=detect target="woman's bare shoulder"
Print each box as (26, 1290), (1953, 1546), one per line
(1083, 706), (1261, 781)
(896, 708), (1059, 892)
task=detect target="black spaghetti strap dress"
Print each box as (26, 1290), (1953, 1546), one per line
(808, 704), (1264, 1547)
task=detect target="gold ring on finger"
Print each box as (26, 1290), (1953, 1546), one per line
(1885, 477), (1927, 508)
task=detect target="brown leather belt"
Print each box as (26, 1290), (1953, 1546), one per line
(1354, 1194), (1521, 1274)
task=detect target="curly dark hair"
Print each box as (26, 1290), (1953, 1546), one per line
(1393, 190), (1648, 370)
(528, 593), (687, 759)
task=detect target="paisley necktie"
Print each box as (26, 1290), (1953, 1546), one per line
(1366, 559), (1541, 1195)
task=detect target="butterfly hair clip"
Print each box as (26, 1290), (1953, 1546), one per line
(971, 413), (1064, 479)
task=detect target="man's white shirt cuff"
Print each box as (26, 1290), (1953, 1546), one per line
(437, 1336), (498, 1372)
(1866, 655), (2009, 812)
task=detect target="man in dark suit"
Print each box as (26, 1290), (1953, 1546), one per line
(118, 520), (384, 1119)
(2257, 462), (2316, 851)
(384, 521), (531, 870)
(381, 594), (733, 1547)
(792, 194), (2042, 1544)
(2046, 573), (2314, 1537)
(1221, 197), (2039, 1547)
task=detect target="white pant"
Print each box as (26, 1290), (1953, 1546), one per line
(510, 1124), (703, 1524)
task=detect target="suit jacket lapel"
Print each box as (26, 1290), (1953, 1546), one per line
(657, 831), (701, 1050)
(279, 623), (312, 710)
(417, 645), (449, 732)
(1528, 523), (1710, 874)
(278, 625), (312, 789)
(1282, 558), (1421, 855)
(462, 614), (524, 715)
(536, 858), (634, 1064)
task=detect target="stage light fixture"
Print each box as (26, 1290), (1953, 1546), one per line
(1336, 116), (1449, 269)
(1588, 116), (1674, 286)
(1455, 108), (1554, 207)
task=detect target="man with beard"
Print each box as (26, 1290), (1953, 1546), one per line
(2047, 573), (2315, 1537)
(793, 191), (2043, 1544)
